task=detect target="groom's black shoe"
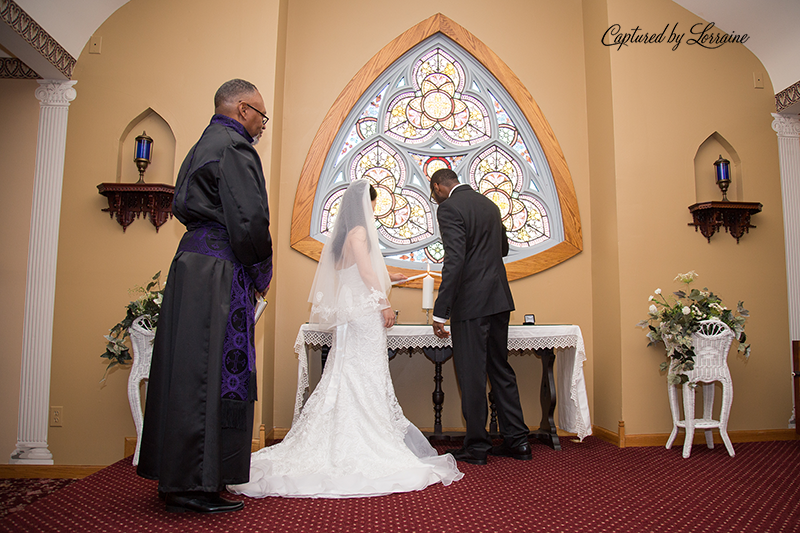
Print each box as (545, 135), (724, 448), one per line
(165, 491), (244, 514)
(446, 447), (488, 465)
(489, 441), (532, 461)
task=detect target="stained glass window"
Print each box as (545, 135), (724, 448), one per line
(308, 34), (565, 271)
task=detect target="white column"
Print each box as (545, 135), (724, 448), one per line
(771, 112), (800, 428)
(10, 80), (76, 465)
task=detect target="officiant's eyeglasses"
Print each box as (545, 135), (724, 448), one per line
(243, 103), (270, 125)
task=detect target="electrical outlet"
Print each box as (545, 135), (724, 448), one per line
(50, 406), (63, 427)
(753, 72), (764, 89)
(89, 37), (102, 55)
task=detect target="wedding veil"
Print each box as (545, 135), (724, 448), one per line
(308, 179), (391, 329)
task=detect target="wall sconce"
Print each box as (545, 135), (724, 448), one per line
(98, 131), (174, 232)
(134, 131), (153, 183)
(688, 155), (762, 243)
(714, 155), (730, 201)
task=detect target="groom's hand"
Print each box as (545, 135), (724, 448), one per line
(432, 321), (450, 339)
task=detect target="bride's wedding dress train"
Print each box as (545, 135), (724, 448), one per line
(229, 267), (463, 498)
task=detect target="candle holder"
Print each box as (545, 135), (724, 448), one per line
(714, 154), (731, 201)
(134, 131), (153, 184)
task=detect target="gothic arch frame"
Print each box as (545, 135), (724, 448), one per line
(290, 13), (582, 283)
(116, 107), (177, 185)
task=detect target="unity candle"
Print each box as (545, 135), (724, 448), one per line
(422, 274), (434, 309)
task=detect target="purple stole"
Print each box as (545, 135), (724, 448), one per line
(178, 222), (271, 429)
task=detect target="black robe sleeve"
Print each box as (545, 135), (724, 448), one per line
(218, 142), (273, 292)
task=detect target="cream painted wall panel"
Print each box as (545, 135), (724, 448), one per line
(0, 79), (39, 465)
(582, 0), (623, 433)
(48, 0), (281, 464)
(272, 0), (594, 430)
(605, 0), (789, 434)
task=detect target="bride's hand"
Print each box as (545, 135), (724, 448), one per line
(381, 307), (395, 328)
(389, 272), (407, 282)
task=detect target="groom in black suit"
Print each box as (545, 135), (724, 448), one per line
(430, 168), (530, 465)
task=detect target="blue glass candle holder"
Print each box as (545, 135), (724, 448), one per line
(134, 131), (153, 183)
(714, 155), (731, 201)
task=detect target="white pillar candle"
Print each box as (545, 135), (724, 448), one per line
(422, 274), (434, 309)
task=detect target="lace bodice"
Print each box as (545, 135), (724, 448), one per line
(311, 265), (388, 327)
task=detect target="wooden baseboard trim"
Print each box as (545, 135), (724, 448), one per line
(268, 427), (289, 441)
(266, 426), (579, 443)
(0, 465), (105, 479)
(591, 424), (621, 447)
(9, 426), (794, 479)
(258, 424), (266, 450)
(124, 437), (136, 458)
(625, 428), (800, 447)
(592, 424), (800, 448)
(191, 423), (800, 451)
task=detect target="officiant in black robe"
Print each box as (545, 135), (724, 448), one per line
(137, 79), (272, 514)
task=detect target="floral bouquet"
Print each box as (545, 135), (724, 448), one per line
(101, 271), (163, 379)
(637, 271), (750, 385)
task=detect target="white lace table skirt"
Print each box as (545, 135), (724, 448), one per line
(295, 324), (592, 441)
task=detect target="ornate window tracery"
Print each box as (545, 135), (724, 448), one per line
(291, 14), (581, 281)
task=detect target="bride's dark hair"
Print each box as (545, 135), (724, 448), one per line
(330, 181), (377, 263)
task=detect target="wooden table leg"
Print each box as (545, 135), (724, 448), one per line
(320, 345), (330, 371)
(433, 361), (444, 436)
(529, 347), (561, 450)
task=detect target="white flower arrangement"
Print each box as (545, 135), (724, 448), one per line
(637, 271), (750, 384)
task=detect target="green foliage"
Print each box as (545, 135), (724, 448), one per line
(637, 271), (750, 385)
(100, 272), (163, 381)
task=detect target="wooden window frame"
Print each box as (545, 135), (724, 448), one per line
(290, 13), (581, 284)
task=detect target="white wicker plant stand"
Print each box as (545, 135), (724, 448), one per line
(128, 316), (155, 466)
(665, 320), (736, 459)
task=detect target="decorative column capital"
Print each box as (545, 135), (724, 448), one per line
(771, 113), (800, 138)
(35, 79), (77, 106)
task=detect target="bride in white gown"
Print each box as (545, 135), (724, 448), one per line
(229, 179), (463, 498)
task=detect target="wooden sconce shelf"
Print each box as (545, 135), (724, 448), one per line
(97, 182), (174, 232)
(688, 201), (763, 243)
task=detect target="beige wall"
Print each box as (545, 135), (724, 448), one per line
(0, 79), (39, 462)
(272, 0), (596, 432)
(0, 0), (791, 465)
(46, 0), (281, 464)
(605, 0), (788, 433)
(584, 0), (623, 432)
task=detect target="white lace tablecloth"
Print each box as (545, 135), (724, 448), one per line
(294, 324), (591, 441)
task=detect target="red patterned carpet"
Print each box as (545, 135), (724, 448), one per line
(0, 479), (75, 520)
(1, 437), (798, 532)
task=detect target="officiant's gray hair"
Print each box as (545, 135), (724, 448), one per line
(214, 79), (258, 110)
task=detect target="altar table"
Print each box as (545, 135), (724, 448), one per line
(293, 324), (591, 450)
